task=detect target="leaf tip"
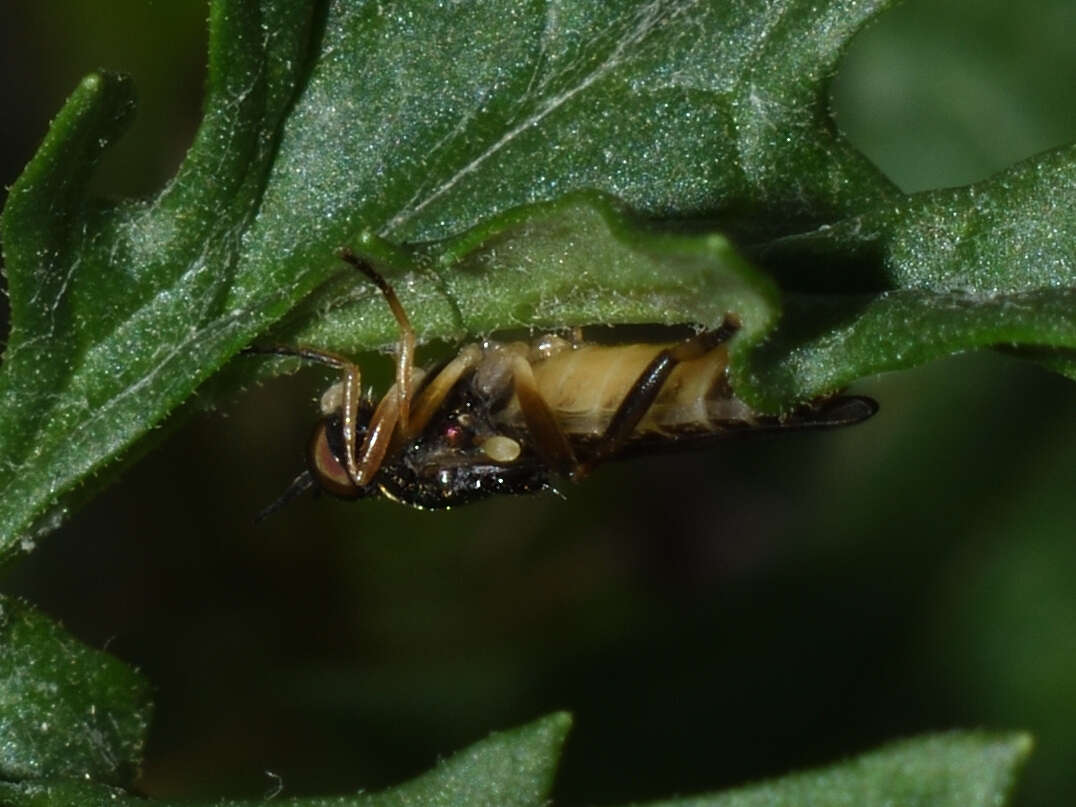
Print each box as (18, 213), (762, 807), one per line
(1009, 731), (1035, 762)
(534, 710), (574, 744)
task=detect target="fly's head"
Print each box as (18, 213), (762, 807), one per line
(304, 384), (552, 509)
(375, 385), (553, 509)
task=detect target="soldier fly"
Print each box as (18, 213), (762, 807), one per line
(251, 249), (877, 516)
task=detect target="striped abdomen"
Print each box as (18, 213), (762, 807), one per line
(499, 342), (756, 438)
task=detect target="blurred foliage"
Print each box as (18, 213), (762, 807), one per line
(0, 713), (570, 806)
(0, 724), (1031, 807)
(0, 595), (151, 786)
(1, 0), (1075, 806)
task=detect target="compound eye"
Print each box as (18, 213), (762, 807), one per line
(308, 419), (361, 499)
(442, 413), (475, 448)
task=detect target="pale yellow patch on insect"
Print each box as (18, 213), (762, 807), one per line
(481, 435), (522, 463)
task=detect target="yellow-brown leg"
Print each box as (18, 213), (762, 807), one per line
(352, 383), (400, 485)
(507, 353), (577, 476)
(244, 345), (365, 483)
(246, 338), (399, 488)
(339, 248), (416, 434)
(577, 316), (741, 476)
(400, 344), (483, 442)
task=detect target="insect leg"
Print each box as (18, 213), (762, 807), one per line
(578, 316), (742, 476)
(507, 353), (577, 476)
(245, 345), (366, 484)
(351, 382), (401, 485)
(400, 344), (483, 441)
(243, 344), (352, 369)
(339, 248), (416, 435)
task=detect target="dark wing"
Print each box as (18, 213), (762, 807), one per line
(569, 395), (879, 463)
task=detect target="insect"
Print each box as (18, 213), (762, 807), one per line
(252, 249), (877, 516)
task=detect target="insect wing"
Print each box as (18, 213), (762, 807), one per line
(568, 395), (879, 463)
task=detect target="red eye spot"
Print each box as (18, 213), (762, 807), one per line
(442, 414), (475, 448)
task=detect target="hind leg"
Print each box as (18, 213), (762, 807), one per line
(576, 316), (741, 476)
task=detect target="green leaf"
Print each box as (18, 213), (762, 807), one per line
(243, 0), (896, 254)
(0, 595), (152, 787)
(642, 731), (1032, 807)
(0, 724), (1030, 807)
(276, 192), (780, 358)
(0, 712), (571, 807)
(0, 781), (127, 807)
(740, 145), (1076, 407)
(0, 0), (319, 554)
(355, 711), (569, 807)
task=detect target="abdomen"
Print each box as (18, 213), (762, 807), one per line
(500, 342), (755, 437)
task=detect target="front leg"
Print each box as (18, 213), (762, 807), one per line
(339, 248), (417, 435)
(245, 344), (366, 485)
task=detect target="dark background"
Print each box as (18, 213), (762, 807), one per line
(2, 1), (1076, 805)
